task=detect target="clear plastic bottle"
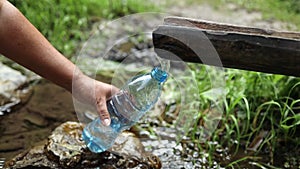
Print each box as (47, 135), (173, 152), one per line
(82, 67), (168, 153)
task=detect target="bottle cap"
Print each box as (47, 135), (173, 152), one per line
(151, 67), (168, 83)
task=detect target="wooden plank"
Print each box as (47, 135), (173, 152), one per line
(152, 17), (300, 77)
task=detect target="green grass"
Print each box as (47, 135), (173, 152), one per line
(87, 0), (159, 19)
(185, 66), (300, 168)
(9, 0), (159, 57)
(161, 0), (300, 167)
(165, 63), (300, 168)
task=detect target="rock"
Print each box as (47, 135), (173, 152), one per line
(23, 110), (48, 127)
(111, 132), (162, 169)
(0, 141), (24, 152)
(5, 121), (161, 169)
(0, 62), (29, 115)
(5, 144), (59, 169)
(45, 121), (85, 168)
(0, 62), (26, 95)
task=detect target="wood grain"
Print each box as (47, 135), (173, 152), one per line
(153, 17), (300, 77)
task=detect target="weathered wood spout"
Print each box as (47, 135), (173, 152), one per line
(153, 16), (300, 77)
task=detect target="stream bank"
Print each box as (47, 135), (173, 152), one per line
(1, 1), (299, 168)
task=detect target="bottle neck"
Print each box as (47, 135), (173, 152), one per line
(151, 67), (168, 83)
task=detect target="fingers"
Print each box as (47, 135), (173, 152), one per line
(94, 82), (120, 126)
(96, 97), (111, 126)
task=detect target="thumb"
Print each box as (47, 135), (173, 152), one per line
(96, 97), (111, 126)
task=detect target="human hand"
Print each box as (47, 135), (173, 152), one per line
(72, 71), (119, 126)
(0, 0), (118, 126)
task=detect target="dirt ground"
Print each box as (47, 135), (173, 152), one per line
(165, 1), (297, 31)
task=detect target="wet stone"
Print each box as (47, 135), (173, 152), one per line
(0, 62), (26, 95)
(23, 110), (48, 127)
(0, 62), (30, 115)
(0, 141), (24, 152)
(5, 121), (161, 169)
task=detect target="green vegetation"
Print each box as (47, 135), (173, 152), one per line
(172, 1), (300, 167)
(9, 0), (159, 57)
(187, 66), (300, 168)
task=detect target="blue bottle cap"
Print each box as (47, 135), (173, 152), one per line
(151, 67), (168, 83)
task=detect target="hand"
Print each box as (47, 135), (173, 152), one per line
(0, 0), (118, 126)
(72, 70), (119, 126)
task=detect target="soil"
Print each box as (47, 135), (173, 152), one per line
(165, 1), (297, 31)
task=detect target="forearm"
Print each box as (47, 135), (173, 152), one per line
(0, 0), (77, 92)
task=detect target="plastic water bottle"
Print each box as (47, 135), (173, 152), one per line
(82, 67), (168, 153)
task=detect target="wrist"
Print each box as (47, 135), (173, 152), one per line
(72, 70), (95, 103)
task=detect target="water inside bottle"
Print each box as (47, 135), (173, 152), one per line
(82, 67), (168, 153)
(82, 97), (135, 153)
(82, 120), (116, 153)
